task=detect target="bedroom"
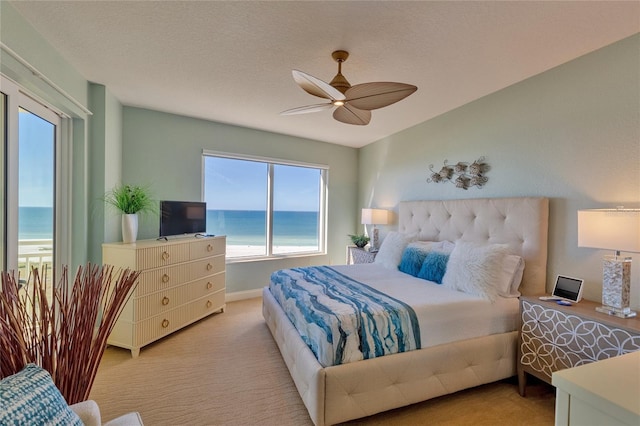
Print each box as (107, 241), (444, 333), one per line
(1, 1), (639, 425)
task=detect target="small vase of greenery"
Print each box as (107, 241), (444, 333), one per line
(104, 184), (157, 243)
(103, 184), (157, 215)
(348, 233), (370, 248)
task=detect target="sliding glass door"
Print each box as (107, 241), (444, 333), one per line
(2, 76), (60, 287)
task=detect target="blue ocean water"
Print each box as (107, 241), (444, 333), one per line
(19, 206), (53, 240)
(18, 207), (319, 247)
(207, 210), (319, 246)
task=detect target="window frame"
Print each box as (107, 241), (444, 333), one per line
(202, 150), (328, 262)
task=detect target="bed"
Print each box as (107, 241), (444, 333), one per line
(262, 197), (549, 425)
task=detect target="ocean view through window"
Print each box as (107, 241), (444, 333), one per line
(9, 95), (59, 285)
(203, 152), (327, 259)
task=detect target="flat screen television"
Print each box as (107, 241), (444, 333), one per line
(159, 200), (207, 237)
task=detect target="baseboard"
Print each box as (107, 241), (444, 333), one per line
(226, 288), (263, 302)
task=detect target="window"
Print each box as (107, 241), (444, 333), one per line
(203, 152), (327, 259)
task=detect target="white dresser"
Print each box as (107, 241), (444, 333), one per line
(103, 236), (226, 357)
(552, 351), (640, 426)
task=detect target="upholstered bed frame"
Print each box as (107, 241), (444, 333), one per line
(262, 197), (549, 425)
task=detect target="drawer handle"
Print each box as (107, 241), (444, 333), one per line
(206, 263), (213, 271)
(162, 251), (170, 260)
(162, 274), (170, 283)
(161, 319), (169, 328)
(207, 244), (213, 252)
(206, 300), (212, 308)
(206, 281), (213, 289)
(161, 296), (170, 306)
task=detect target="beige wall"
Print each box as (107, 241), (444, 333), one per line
(359, 34), (640, 307)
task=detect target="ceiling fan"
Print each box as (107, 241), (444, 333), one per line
(281, 50), (418, 126)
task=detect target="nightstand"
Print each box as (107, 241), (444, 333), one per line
(517, 296), (640, 396)
(346, 246), (376, 265)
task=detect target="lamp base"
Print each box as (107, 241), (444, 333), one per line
(595, 305), (637, 318)
(600, 255), (632, 314)
(371, 227), (379, 251)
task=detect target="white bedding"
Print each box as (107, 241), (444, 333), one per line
(330, 263), (520, 349)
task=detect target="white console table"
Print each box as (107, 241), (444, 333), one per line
(552, 351), (640, 426)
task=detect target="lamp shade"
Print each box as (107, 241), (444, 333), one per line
(361, 208), (389, 225)
(578, 209), (640, 253)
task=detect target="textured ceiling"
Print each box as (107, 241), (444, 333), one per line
(9, 1), (640, 148)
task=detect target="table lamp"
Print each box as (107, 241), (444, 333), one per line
(578, 208), (640, 318)
(361, 208), (389, 252)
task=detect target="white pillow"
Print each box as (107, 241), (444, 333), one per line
(410, 241), (438, 251)
(374, 231), (415, 270)
(497, 255), (525, 298)
(411, 240), (455, 253)
(437, 240), (456, 254)
(441, 241), (509, 301)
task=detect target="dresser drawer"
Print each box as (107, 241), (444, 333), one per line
(123, 274), (226, 321)
(192, 290), (225, 319)
(135, 242), (190, 269)
(191, 274), (226, 300)
(190, 237), (225, 260)
(133, 292), (226, 346)
(189, 255), (225, 281)
(135, 263), (191, 296)
(129, 286), (188, 321)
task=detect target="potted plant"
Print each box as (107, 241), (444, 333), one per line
(104, 184), (157, 243)
(348, 233), (370, 248)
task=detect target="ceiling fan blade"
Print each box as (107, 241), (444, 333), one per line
(333, 104), (371, 125)
(344, 82), (417, 110)
(292, 70), (346, 101)
(280, 103), (335, 115)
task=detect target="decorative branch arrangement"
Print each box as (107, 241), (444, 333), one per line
(427, 157), (489, 190)
(0, 264), (140, 404)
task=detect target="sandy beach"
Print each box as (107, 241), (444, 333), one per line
(226, 244), (318, 258)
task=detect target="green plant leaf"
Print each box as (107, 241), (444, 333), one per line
(103, 184), (158, 215)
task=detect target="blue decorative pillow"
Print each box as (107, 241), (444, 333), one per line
(0, 364), (83, 426)
(417, 251), (450, 284)
(398, 242), (436, 276)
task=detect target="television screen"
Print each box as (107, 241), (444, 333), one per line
(159, 201), (207, 237)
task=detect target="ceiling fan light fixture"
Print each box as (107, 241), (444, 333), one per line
(282, 50), (417, 125)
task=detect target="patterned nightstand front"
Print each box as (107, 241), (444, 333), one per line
(518, 296), (640, 396)
(346, 246), (376, 265)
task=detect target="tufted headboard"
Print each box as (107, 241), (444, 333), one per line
(398, 197), (549, 296)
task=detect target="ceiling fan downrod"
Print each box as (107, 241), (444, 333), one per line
(329, 50), (351, 94)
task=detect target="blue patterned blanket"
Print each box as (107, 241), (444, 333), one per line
(269, 266), (421, 366)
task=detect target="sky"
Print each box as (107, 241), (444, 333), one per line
(204, 156), (321, 212)
(19, 109), (55, 207)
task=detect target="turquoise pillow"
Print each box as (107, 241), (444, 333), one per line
(0, 364), (83, 426)
(418, 252), (449, 284)
(399, 245), (431, 276)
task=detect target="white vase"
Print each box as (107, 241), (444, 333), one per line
(122, 213), (139, 243)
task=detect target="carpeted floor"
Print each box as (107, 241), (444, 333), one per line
(90, 297), (555, 425)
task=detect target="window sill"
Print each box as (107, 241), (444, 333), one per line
(226, 251), (327, 264)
